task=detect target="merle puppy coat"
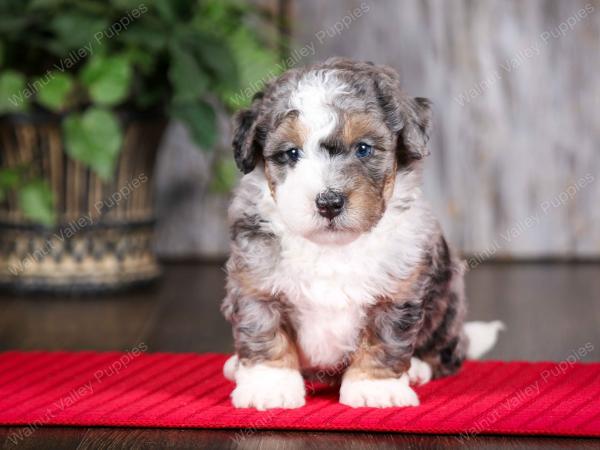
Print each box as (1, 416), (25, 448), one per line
(221, 58), (501, 410)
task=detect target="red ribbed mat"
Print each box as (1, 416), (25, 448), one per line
(0, 352), (598, 437)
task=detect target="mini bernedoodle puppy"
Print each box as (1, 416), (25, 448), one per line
(221, 58), (503, 410)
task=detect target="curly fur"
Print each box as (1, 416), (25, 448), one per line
(222, 58), (476, 410)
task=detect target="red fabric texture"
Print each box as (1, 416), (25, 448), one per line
(0, 351), (598, 437)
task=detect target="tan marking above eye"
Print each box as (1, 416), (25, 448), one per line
(341, 113), (391, 149)
(270, 117), (308, 153)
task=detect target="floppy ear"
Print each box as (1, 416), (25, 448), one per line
(397, 96), (432, 162)
(370, 65), (432, 164)
(232, 93), (266, 174)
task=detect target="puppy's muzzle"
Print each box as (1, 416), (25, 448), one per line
(315, 189), (345, 220)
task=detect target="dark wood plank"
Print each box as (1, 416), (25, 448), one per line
(0, 262), (598, 449)
(2, 427), (599, 449)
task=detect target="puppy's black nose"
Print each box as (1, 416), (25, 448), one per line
(315, 190), (345, 220)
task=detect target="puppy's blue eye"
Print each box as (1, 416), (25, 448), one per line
(355, 142), (373, 159)
(274, 148), (302, 164)
(286, 148), (301, 162)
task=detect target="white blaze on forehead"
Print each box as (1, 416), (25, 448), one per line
(289, 70), (349, 155)
(275, 70), (351, 240)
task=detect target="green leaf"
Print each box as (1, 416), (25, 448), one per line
(210, 158), (238, 193)
(223, 28), (280, 109)
(175, 28), (239, 93)
(0, 70), (27, 113)
(171, 100), (217, 150)
(153, 0), (178, 23)
(49, 13), (108, 53)
(168, 43), (208, 103)
(63, 108), (123, 180)
(18, 180), (56, 227)
(80, 54), (132, 106)
(123, 47), (155, 75)
(120, 24), (168, 53)
(0, 168), (20, 202)
(0, 168), (20, 189)
(0, 41), (4, 67)
(36, 72), (74, 112)
(195, 37), (239, 91)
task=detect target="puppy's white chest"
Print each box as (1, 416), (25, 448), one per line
(268, 203), (429, 369)
(294, 295), (364, 369)
(275, 239), (381, 369)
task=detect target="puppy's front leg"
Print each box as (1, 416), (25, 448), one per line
(229, 297), (305, 410)
(340, 300), (423, 408)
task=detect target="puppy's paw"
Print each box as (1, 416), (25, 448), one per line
(231, 363), (305, 410)
(408, 357), (432, 385)
(339, 374), (419, 408)
(223, 354), (238, 381)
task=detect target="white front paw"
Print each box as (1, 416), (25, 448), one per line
(340, 374), (419, 408)
(231, 363), (306, 410)
(223, 354), (239, 381)
(408, 357), (432, 385)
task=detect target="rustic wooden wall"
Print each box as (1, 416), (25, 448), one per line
(155, 0), (600, 260)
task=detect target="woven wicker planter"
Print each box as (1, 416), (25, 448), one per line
(0, 112), (166, 294)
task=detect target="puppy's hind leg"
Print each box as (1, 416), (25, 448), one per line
(408, 357), (433, 385)
(414, 292), (504, 379)
(414, 286), (470, 379)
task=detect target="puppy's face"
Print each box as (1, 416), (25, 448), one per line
(232, 60), (431, 245)
(263, 104), (396, 245)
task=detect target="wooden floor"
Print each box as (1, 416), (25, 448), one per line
(0, 262), (599, 449)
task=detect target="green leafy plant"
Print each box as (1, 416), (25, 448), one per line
(0, 0), (280, 225)
(0, 168), (55, 226)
